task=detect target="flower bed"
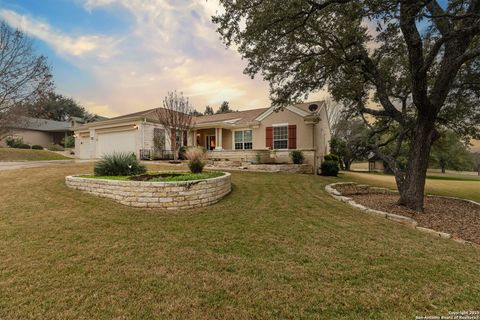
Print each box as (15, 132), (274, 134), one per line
(65, 171), (231, 210)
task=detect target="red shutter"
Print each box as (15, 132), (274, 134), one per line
(266, 127), (273, 149)
(288, 125), (297, 149)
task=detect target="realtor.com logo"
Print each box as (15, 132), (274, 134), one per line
(416, 311), (480, 320)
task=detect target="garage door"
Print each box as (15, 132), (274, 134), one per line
(78, 135), (91, 159)
(96, 130), (137, 158)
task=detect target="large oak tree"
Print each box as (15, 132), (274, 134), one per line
(213, 0), (480, 211)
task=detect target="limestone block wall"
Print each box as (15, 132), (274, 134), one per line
(65, 173), (231, 210)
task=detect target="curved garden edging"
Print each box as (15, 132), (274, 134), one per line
(66, 172), (231, 210)
(325, 182), (479, 247)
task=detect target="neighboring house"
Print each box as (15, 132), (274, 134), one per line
(0, 117), (74, 147)
(367, 153), (385, 173)
(73, 101), (331, 170)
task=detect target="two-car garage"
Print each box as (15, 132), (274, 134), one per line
(75, 124), (139, 159)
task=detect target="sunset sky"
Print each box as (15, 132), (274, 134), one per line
(0, 0), (296, 117)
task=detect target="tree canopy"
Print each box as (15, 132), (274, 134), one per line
(214, 0), (480, 211)
(29, 93), (93, 122)
(216, 101), (234, 114)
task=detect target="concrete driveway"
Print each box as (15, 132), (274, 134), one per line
(0, 160), (91, 171)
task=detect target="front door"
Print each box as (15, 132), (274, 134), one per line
(206, 135), (216, 151)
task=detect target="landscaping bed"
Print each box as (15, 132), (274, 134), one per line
(66, 171), (231, 210)
(334, 184), (480, 244)
(84, 171), (224, 182)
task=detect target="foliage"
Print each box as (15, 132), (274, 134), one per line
(31, 145), (43, 150)
(94, 153), (146, 176)
(324, 154), (340, 163)
(321, 160), (339, 177)
(289, 150), (304, 164)
(0, 23), (53, 139)
(216, 101), (234, 114)
(48, 144), (64, 152)
(204, 105), (214, 115)
(155, 91), (193, 160)
(213, 0), (480, 211)
(16, 143), (31, 149)
(178, 146), (187, 160)
(473, 152), (480, 175)
(191, 109), (203, 116)
(61, 135), (75, 148)
(330, 117), (369, 170)
(429, 131), (474, 173)
(29, 93), (94, 122)
(6, 137), (25, 148)
(185, 147), (207, 174)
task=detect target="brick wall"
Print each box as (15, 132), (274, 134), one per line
(65, 173), (231, 210)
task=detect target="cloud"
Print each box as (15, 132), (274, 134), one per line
(0, 1), (272, 116)
(0, 8), (117, 58)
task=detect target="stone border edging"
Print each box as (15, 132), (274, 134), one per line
(66, 172), (231, 210)
(325, 182), (479, 247)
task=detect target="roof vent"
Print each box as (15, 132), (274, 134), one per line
(308, 104), (319, 112)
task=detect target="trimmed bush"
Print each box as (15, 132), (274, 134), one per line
(48, 144), (64, 151)
(178, 146), (187, 160)
(16, 143), (31, 149)
(290, 150), (304, 164)
(94, 152), (146, 176)
(31, 145), (44, 150)
(185, 147), (207, 174)
(324, 153), (340, 163)
(321, 160), (339, 176)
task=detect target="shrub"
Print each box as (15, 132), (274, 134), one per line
(324, 153), (340, 163)
(321, 160), (340, 176)
(48, 144), (64, 151)
(94, 152), (146, 176)
(178, 146), (187, 160)
(31, 145), (44, 150)
(62, 136), (75, 148)
(185, 147), (207, 174)
(16, 143), (31, 149)
(290, 150), (304, 164)
(6, 136), (24, 148)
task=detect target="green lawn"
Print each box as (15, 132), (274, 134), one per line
(1, 163), (479, 319)
(341, 171), (480, 202)
(0, 148), (70, 161)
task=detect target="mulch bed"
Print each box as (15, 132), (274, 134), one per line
(334, 184), (480, 244)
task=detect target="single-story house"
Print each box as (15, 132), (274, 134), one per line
(0, 117), (74, 147)
(73, 101), (331, 170)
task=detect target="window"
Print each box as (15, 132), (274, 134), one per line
(234, 130), (252, 150)
(273, 125), (288, 149)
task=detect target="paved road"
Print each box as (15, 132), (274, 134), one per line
(0, 160), (92, 171)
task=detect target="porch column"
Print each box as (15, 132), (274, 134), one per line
(215, 127), (223, 150)
(193, 130), (197, 146)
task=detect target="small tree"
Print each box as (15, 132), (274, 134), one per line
(204, 105), (214, 115)
(430, 131), (473, 173)
(155, 91), (193, 161)
(216, 101), (233, 114)
(0, 22), (53, 139)
(473, 152), (480, 176)
(331, 117), (369, 170)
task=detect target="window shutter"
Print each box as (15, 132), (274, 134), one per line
(266, 127), (273, 149)
(288, 125), (297, 149)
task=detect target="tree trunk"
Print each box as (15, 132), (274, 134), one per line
(397, 116), (436, 212)
(441, 164), (445, 174)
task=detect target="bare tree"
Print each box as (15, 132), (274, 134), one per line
(155, 91), (193, 160)
(324, 97), (344, 136)
(0, 22), (53, 139)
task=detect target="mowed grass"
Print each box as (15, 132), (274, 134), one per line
(342, 171), (480, 202)
(1, 163), (480, 319)
(0, 148), (70, 161)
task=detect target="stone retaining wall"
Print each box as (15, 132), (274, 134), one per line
(65, 172), (231, 210)
(207, 162), (313, 174)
